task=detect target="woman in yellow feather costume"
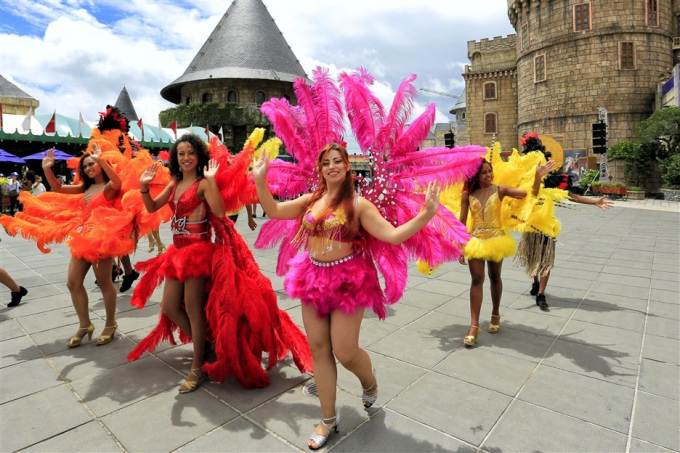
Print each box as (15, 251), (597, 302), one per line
(457, 157), (555, 346)
(512, 133), (613, 309)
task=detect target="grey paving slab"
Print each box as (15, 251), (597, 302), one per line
(203, 363), (310, 413)
(472, 324), (555, 363)
(15, 306), (81, 334)
(434, 347), (536, 396)
(399, 288), (452, 310)
(501, 307), (571, 336)
(0, 384), (93, 452)
(358, 319), (400, 348)
(405, 310), (470, 340)
(333, 409), (475, 452)
(650, 288), (680, 304)
(101, 387), (238, 452)
(47, 335), (138, 382)
(177, 416), (296, 452)
(518, 365), (635, 433)
(629, 437), (678, 453)
(652, 270), (680, 282)
(412, 278), (468, 298)
(646, 316), (680, 340)
(380, 303), (429, 328)
(387, 371), (511, 446)
(248, 387), (369, 451)
(24, 420), (124, 452)
(580, 291), (649, 313)
(68, 356), (180, 417)
(631, 391), (680, 451)
(0, 357), (63, 403)
(642, 333), (680, 365)
(368, 326), (456, 369)
(542, 338), (639, 387)
(560, 319), (644, 359)
(1, 292), (74, 318)
(571, 305), (647, 332)
(336, 353), (427, 406)
(0, 333), (42, 368)
(638, 358), (680, 400)
(482, 400), (628, 452)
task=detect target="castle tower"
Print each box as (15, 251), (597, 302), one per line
(507, 0), (674, 153)
(160, 0), (307, 148)
(114, 86), (139, 122)
(463, 35), (518, 150)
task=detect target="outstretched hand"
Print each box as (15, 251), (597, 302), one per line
(595, 196), (614, 211)
(252, 148), (270, 182)
(536, 160), (556, 178)
(42, 148), (55, 170)
(140, 162), (159, 186)
(89, 143), (101, 162)
(424, 180), (440, 215)
(204, 159), (219, 179)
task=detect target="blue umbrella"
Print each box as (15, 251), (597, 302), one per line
(23, 149), (73, 161)
(0, 149), (26, 163)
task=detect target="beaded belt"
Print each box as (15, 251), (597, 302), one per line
(309, 254), (355, 267)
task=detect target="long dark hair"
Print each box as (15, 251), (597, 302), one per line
(305, 143), (357, 237)
(168, 133), (210, 181)
(79, 154), (110, 190)
(465, 160), (492, 195)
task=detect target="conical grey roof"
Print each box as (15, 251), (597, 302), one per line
(0, 74), (36, 100)
(161, 0), (307, 104)
(114, 86), (139, 122)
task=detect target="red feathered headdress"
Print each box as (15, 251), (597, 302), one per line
(520, 132), (539, 146)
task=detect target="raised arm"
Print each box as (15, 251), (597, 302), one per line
(41, 149), (84, 194)
(140, 162), (174, 213)
(252, 148), (311, 220)
(532, 160), (557, 196)
(567, 192), (614, 210)
(359, 181), (440, 245)
(199, 159), (226, 218)
(89, 144), (122, 200)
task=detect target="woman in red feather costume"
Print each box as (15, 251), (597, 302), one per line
(128, 132), (312, 393)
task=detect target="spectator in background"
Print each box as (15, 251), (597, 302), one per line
(32, 176), (46, 196)
(7, 172), (22, 215)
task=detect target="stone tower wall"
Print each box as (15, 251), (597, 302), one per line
(180, 79), (296, 108)
(508, 0), (674, 153)
(464, 35), (519, 150)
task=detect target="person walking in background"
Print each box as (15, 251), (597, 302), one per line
(0, 267), (28, 308)
(7, 172), (22, 215)
(31, 176), (46, 197)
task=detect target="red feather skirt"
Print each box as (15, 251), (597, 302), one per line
(128, 218), (313, 388)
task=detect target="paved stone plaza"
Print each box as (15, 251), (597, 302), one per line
(1, 199), (678, 452)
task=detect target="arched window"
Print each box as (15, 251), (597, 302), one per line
(282, 93), (291, 102)
(256, 91), (266, 105)
(202, 92), (212, 104)
(483, 82), (497, 100)
(185, 95), (192, 105)
(461, 112), (466, 120)
(485, 113), (497, 134)
(227, 90), (237, 103)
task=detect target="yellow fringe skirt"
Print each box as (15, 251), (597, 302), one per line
(464, 233), (516, 262)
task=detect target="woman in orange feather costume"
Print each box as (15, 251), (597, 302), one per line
(127, 132), (312, 393)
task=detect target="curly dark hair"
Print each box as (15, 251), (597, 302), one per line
(465, 160), (492, 194)
(168, 133), (210, 180)
(79, 153), (110, 190)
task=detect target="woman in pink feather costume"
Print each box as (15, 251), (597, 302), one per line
(254, 143), (440, 450)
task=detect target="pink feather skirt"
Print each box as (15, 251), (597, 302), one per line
(284, 252), (388, 319)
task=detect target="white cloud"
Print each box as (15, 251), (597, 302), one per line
(0, 0), (514, 130)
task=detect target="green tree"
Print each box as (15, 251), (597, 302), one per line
(634, 107), (680, 160)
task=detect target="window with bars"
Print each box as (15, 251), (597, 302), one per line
(485, 113), (497, 134)
(534, 54), (546, 82)
(484, 82), (497, 100)
(620, 42), (635, 69)
(647, 0), (658, 26)
(521, 23), (528, 50)
(574, 3), (591, 31)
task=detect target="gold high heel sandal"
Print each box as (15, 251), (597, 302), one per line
(67, 324), (95, 348)
(489, 314), (501, 333)
(463, 325), (481, 346)
(96, 322), (118, 345)
(178, 368), (206, 394)
(148, 242), (155, 253)
(156, 242), (166, 255)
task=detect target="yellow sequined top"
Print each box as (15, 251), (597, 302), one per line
(468, 185), (506, 240)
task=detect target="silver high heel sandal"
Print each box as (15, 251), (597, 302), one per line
(308, 411), (341, 450)
(362, 367), (378, 408)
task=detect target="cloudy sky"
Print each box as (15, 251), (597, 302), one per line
(0, 0), (515, 126)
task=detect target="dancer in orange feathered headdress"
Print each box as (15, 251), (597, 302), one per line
(127, 130), (312, 393)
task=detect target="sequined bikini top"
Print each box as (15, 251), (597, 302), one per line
(468, 185), (505, 240)
(292, 206), (353, 256)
